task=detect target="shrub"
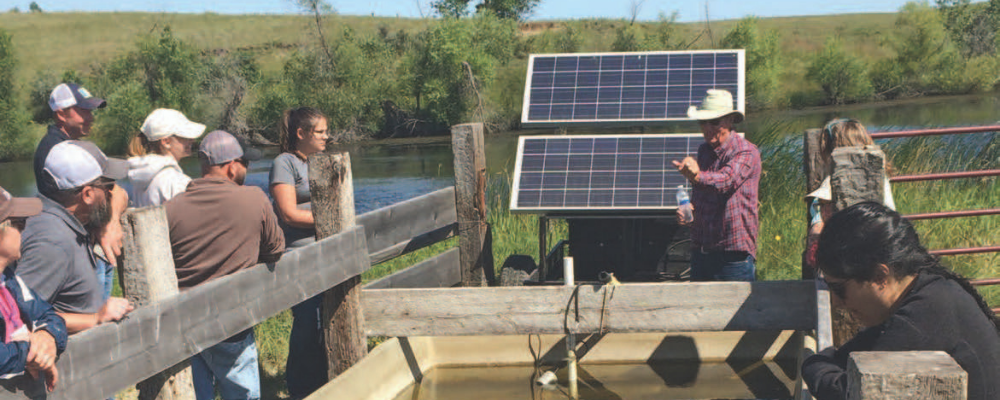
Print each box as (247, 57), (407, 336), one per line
(870, 1), (983, 98)
(0, 28), (30, 161)
(720, 17), (783, 109)
(806, 37), (874, 105)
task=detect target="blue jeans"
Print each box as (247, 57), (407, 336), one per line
(95, 258), (114, 299)
(691, 250), (756, 282)
(286, 295), (328, 398)
(191, 330), (260, 400)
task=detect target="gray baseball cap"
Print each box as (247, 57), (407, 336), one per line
(198, 130), (261, 166)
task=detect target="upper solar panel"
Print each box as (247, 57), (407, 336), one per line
(521, 50), (745, 127)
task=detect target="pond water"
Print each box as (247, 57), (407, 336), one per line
(389, 361), (797, 400)
(1, 93), (998, 210)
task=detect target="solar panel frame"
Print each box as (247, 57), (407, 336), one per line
(510, 133), (705, 214)
(520, 50), (746, 127)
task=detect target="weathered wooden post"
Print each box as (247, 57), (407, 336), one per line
(847, 351), (967, 400)
(121, 207), (195, 400)
(309, 152), (367, 378)
(802, 128), (825, 280)
(451, 123), (494, 287)
(829, 145), (886, 346)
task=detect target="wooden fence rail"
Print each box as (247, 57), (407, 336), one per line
(363, 281), (818, 336)
(0, 227), (370, 400)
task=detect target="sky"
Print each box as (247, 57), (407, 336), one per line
(2, 0), (918, 22)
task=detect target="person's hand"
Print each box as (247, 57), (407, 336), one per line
(98, 297), (134, 324)
(98, 185), (128, 267)
(675, 202), (695, 226)
(672, 157), (700, 182)
(25, 330), (58, 391)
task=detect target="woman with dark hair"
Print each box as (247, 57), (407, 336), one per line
(268, 107), (329, 398)
(803, 202), (1000, 400)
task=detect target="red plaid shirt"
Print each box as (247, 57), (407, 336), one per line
(691, 133), (761, 257)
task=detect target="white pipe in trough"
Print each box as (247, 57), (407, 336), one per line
(564, 256), (579, 399)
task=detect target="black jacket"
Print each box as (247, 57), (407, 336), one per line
(802, 271), (1000, 400)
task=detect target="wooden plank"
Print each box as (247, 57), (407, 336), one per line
(815, 279), (834, 351)
(309, 151), (368, 378)
(802, 128), (824, 280)
(364, 248), (462, 289)
(363, 281), (816, 336)
(451, 123), (493, 287)
(121, 207), (195, 400)
(357, 186), (458, 259)
(0, 228), (370, 400)
(367, 223), (457, 265)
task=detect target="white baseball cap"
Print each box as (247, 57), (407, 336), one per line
(140, 108), (207, 141)
(43, 141), (127, 191)
(48, 83), (106, 112)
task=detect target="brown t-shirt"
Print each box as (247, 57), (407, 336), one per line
(165, 177), (285, 289)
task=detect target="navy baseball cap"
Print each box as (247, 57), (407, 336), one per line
(48, 83), (106, 111)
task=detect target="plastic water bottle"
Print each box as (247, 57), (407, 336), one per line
(676, 185), (693, 223)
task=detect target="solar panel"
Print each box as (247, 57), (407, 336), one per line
(521, 50), (745, 127)
(511, 134), (702, 213)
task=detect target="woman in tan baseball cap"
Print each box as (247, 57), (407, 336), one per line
(0, 187), (68, 392)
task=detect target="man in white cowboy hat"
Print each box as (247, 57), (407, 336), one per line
(672, 89), (761, 282)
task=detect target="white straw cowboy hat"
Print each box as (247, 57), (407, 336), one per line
(687, 89), (744, 123)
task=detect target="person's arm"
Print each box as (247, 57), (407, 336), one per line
(259, 190), (286, 264)
(270, 183), (314, 229)
(694, 146), (761, 194)
(58, 297), (133, 334)
(16, 276), (68, 355)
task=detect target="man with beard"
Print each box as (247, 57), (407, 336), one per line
(17, 141), (134, 334)
(164, 130), (284, 400)
(34, 83), (127, 301)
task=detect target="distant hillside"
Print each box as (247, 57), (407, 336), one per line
(0, 11), (896, 87)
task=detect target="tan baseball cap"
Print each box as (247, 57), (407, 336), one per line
(0, 187), (42, 222)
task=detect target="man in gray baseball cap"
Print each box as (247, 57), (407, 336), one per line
(18, 141), (134, 334)
(165, 130), (282, 400)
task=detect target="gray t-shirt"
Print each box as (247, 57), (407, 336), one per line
(268, 152), (315, 248)
(16, 196), (105, 314)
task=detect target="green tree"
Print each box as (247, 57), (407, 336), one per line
(720, 17), (783, 109)
(806, 37), (874, 105)
(403, 12), (517, 126)
(611, 13), (680, 52)
(89, 26), (207, 154)
(935, 0), (998, 56)
(870, 2), (981, 98)
(28, 1), (41, 12)
(0, 28), (29, 161)
(431, 0), (539, 21)
(291, 0), (335, 63)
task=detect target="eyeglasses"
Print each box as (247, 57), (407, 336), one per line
(821, 275), (849, 299)
(88, 180), (115, 195)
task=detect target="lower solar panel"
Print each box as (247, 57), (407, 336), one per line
(511, 134), (703, 213)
